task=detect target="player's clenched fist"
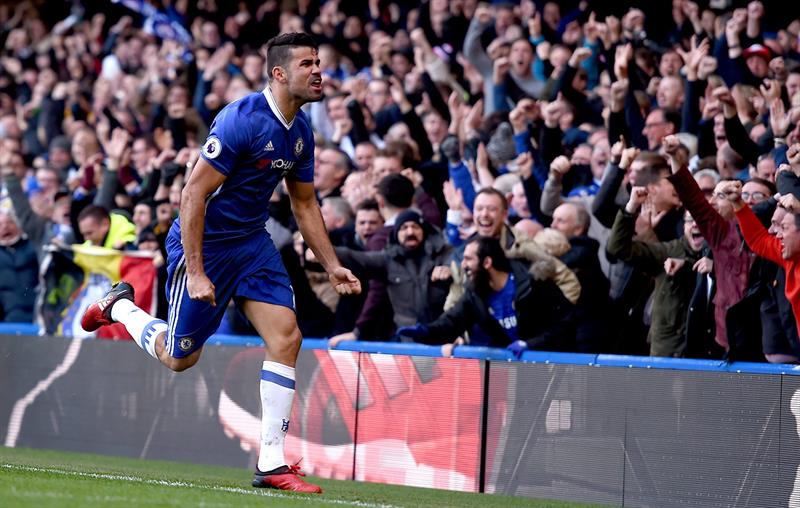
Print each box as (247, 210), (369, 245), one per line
(187, 273), (217, 306)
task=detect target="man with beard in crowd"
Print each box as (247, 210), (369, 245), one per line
(328, 209), (452, 346)
(396, 236), (574, 354)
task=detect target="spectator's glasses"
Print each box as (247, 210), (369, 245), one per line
(712, 191), (741, 201)
(741, 191), (767, 201)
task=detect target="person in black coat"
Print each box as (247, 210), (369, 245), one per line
(397, 236), (574, 353)
(0, 210), (39, 322)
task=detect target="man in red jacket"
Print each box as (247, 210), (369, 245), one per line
(662, 135), (757, 355)
(717, 179), (800, 336)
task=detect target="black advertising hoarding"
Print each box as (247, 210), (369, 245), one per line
(485, 362), (792, 508)
(3, 334), (800, 507)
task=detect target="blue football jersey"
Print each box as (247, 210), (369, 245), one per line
(173, 88), (315, 244)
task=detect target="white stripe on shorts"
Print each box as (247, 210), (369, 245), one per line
(166, 255), (186, 355)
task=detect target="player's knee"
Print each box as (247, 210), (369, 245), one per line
(270, 327), (302, 354)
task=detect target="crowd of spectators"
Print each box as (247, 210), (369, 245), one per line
(4, 0), (800, 362)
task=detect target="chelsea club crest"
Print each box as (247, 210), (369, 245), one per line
(294, 138), (303, 156)
(179, 337), (194, 352)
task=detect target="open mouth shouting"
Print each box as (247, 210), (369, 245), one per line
(309, 76), (323, 93)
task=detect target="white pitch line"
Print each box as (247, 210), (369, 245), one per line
(1, 464), (402, 508)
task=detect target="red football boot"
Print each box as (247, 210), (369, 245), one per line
(81, 281), (135, 332)
(251, 462), (322, 493)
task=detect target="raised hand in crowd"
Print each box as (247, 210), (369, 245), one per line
(637, 200), (667, 240)
(746, 1), (764, 39)
(701, 97), (722, 121)
(509, 98), (538, 134)
(778, 193), (800, 213)
(760, 79), (781, 104)
(447, 91), (465, 137)
(662, 134), (684, 172)
(474, 141), (494, 188)
(726, 8), (748, 57)
(771, 99), (791, 139)
(716, 180), (745, 210)
(568, 47), (592, 70)
(682, 1), (703, 34)
(614, 43), (632, 81)
(609, 79), (628, 113)
(619, 144), (640, 172)
(493, 55), (511, 85)
(463, 98), (484, 140)
(678, 35), (710, 82)
(514, 152), (534, 180)
(626, 186), (649, 214)
(697, 56), (718, 81)
(105, 128), (131, 171)
(202, 42), (235, 80)
(527, 10), (542, 39)
(549, 155), (571, 182)
(542, 97), (564, 129)
(443, 180), (464, 212)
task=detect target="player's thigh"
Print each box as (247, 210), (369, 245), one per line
(241, 299), (301, 346)
(235, 248), (302, 362)
(163, 243), (237, 359)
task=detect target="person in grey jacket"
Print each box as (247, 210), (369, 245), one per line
(328, 210), (452, 345)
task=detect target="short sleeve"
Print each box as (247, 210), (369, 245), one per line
(200, 105), (250, 176)
(286, 116), (314, 183)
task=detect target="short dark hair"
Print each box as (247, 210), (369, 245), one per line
(376, 174), (414, 209)
(748, 176), (777, 196)
(474, 187), (509, 211)
(356, 198), (380, 213)
(635, 152), (670, 185)
(662, 108), (682, 131)
(266, 32), (318, 81)
(469, 236), (512, 273)
(77, 205), (110, 223)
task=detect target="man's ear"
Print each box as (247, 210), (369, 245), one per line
(482, 256), (493, 271)
(272, 66), (287, 83)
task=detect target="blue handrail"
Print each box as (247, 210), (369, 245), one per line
(10, 322), (800, 376)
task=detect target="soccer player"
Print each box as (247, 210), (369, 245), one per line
(81, 32), (360, 494)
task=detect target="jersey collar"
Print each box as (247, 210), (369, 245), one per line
(262, 86), (294, 130)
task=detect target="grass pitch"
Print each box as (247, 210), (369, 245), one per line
(1, 447), (607, 508)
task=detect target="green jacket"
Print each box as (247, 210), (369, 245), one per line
(607, 210), (702, 357)
(83, 213), (137, 250)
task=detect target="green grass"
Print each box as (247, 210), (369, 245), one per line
(0, 447), (607, 508)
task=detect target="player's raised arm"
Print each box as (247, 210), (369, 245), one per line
(180, 158), (227, 305)
(285, 178), (361, 295)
